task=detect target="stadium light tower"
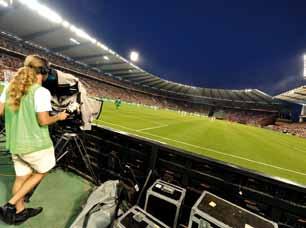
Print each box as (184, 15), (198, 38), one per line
(130, 51), (139, 62)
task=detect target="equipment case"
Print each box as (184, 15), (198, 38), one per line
(144, 179), (186, 228)
(188, 191), (278, 228)
(114, 206), (169, 228)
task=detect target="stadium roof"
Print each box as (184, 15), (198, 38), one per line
(275, 86), (306, 105)
(0, 0), (278, 105)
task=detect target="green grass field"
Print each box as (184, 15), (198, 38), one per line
(95, 101), (306, 186)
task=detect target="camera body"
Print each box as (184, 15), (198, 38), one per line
(43, 68), (100, 131)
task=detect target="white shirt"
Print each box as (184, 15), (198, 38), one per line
(0, 85), (52, 112)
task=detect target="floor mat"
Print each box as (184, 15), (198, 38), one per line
(0, 158), (92, 228)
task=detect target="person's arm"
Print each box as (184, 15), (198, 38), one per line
(0, 103), (4, 117)
(37, 111), (68, 126)
(35, 87), (68, 126)
(0, 86), (8, 117)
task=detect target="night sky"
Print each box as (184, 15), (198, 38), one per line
(46, 0), (306, 95)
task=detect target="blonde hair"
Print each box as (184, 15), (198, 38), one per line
(8, 55), (48, 111)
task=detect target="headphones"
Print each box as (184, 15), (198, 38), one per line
(36, 66), (50, 75)
(26, 55), (50, 75)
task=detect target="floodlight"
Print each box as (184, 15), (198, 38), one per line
(103, 56), (109, 60)
(69, 25), (96, 43)
(62, 20), (70, 28)
(97, 42), (109, 51)
(18, 0), (63, 24)
(70, 38), (80, 45)
(0, 0), (8, 7)
(109, 49), (115, 55)
(130, 51), (139, 62)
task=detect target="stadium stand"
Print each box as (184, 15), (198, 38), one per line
(266, 122), (306, 138)
(275, 86), (306, 122)
(0, 33), (282, 127)
(1, 2), (306, 228)
(275, 86), (306, 104)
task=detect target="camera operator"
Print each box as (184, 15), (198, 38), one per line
(0, 55), (68, 225)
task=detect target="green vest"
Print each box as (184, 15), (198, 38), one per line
(5, 84), (53, 154)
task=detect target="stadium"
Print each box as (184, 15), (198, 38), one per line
(0, 0), (305, 228)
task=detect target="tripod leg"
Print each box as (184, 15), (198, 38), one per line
(74, 136), (99, 185)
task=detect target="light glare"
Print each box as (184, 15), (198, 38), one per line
(18, 0), (63, 24)
(69, 25), (96, 43)
(70, 38), (80, 45)
(62, 20), (70, 28)
(0, 0), (8, 7)
(130, 51), (139, 62)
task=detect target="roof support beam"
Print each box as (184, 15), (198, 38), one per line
(160, 82), (173, 90)
(223, 90), (235, 101)
(136, 77), (156, 84)
(243, 92), (260, 102)
(171, 84), (182, 93)
(149, 80), (166, 88)
(146, 78), (163, 86)
(139, 77), (160, 85)
(167, 83), (181, 92)
(127, 75), (151, 81)
(282, 95), (306, 102)
(113, 71), (144, 77)
(116, 73), (148, 79)
(181, 87), (190, 94)
(51, 42), (91, 53)
(101, 68), (134, 73)
(232, 92), (246, 102)
(90, 62), (126, 67)
(253, 91), (272, 103)
(294, 92), (306, 96)
(21, 26), (62, 40)
(176, 86), (187, 94)
(73, 54), (110, 61)
(215, 89), (223, 99)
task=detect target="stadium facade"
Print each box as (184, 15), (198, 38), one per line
(275, 86), (306, 122)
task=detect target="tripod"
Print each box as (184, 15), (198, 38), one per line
(54, 132), (99, 185)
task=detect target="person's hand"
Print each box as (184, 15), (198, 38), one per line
(57, 110), (69, 121)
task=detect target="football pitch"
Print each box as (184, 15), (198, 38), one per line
(95, 101), (306, 186)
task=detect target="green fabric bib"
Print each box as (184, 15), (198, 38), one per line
(5, 83), (53, 154)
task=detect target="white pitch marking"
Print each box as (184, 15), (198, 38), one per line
(137, 119), (200, 132)
(96, 121), (306, 177)
(137, 124), (169, 132)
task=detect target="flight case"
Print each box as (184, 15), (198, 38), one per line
(144, 179), (186, 228)
(188, 191), (278, 228)
(115, 206), (169, 228)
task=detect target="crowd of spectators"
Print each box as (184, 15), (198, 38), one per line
(2, 33), (305, 135)
(0, 53), (22, 69)
(0, 33), (145, 91)
(223, 109), (276, 126)
(266, 122), (306, 138)
(82, 76), (213, 114)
